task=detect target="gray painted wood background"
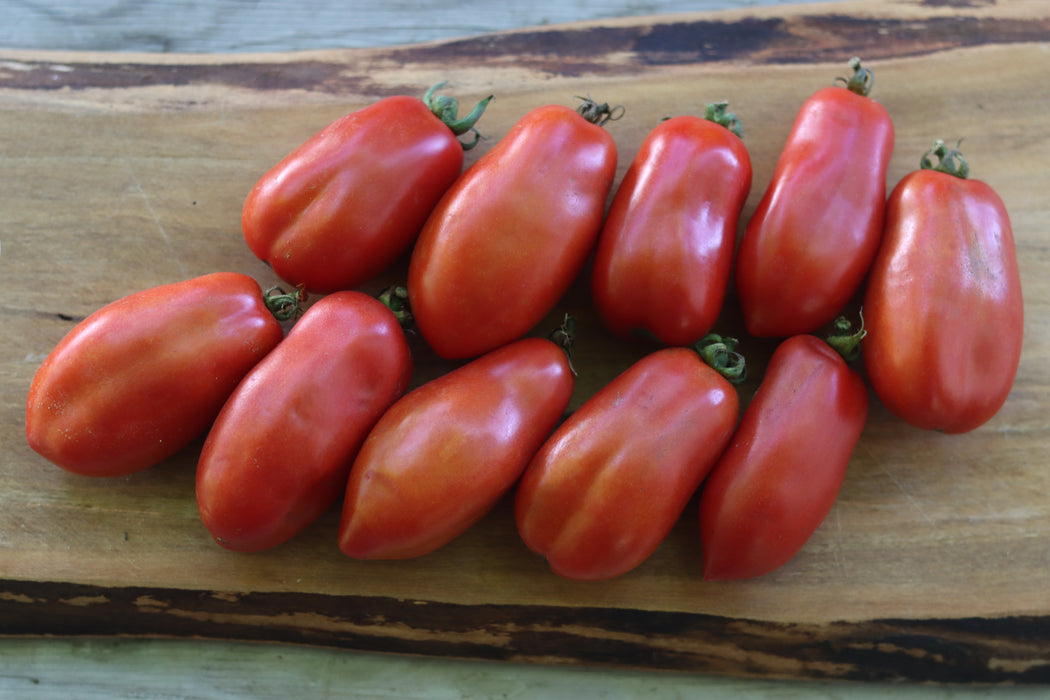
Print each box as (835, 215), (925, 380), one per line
(3, 0), (840, 52)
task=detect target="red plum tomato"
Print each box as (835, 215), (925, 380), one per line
(592, 103), (751, 346)
(699, 333), (868, 581)
(735, 57), (894, 337)
(196, 290), (412, 552)
(863, 141), (1023, 433)
(339, 334), (575, 559)
(242, 84), (491, 294)
(515, 338), (744, 581)
(26, 272), (295, 477)
(408, 100), (618, 359)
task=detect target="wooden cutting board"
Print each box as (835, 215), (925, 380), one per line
(2, 0), (1048, 684)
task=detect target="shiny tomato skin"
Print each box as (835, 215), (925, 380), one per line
(863, 170), (1023, 433)
(591, 115), (751, 346)
(699, 335), (868, 581)
(408, 104), (617, 360)
(196, 291), (412, 552)
(25, 272), (284, 478)
(242, 95), (466, 294)
(735, 85), (894, 337)
(339, 337), (574, 559)
(515, 347), (739, 581)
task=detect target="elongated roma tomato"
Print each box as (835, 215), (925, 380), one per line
(26, 272), (296, 478)
(591, 102), (752, 346)
(339, 329), (575, 559)
(408, 99), (619, 359)
(242, 83), (492, 294)
(515, 336), (744, 581)
(735, 57), (894, 337)
(863, 141), (1024, 433)
(699, 330), (868, 581)
(196, 290), (412, 552)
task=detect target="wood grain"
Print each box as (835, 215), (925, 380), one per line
(2, 0), (1049, 683)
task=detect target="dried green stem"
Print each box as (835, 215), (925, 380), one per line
(423, 81), (494, 150)
(834, 56), (875, 97)
(377, 285), (414, 329)
(695, 333), (747, 385)
(920, 139), (971, 179)
(548, 314), (578, 376)
(824, 312), (867, 363)
(704, 101), (744, 139)
(263, 285), (305, 321)
(575, 96), (625, 126)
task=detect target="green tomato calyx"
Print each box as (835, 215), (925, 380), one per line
(835, 56), (875, 97)
(264, 285), (305, 321)
(424, 81), (494, 151)
(695, 333), (747, 385)
(575, 96), (625, 127)
(705, 101), (744, 139)
(824, 312), (867, 363)
(920, 139), (971, 179)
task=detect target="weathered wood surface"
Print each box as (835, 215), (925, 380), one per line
(2, 0), (1049, 683)
(0, 0), (846, 53)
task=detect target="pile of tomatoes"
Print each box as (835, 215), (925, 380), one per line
(25, 58), (1023, 582)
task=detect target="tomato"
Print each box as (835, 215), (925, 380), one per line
(698, 329), (868, 581)
(591, 102), (752, 346)
(515, 336), (744, 581)
(863, 141), (1023, 433)
(25, 272), (297, 478)
(196, 290), (412, 552)
(242, 83), (492, 294)
(408, 99), (619, 359)
(339, 327), (575, 559)
(735, 57), (894, 337)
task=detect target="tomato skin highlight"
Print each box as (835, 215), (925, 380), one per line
(408, 104), (618, 359)
(591, 113), (751, 346)
(698, 335), (868, 581)
(196, 291), (412, 553)
(242, 95), (470, 294)
(339, 336), (574, 559)
(515, 347), (740, 581)
(735, 81), (894, 337)
(25, 272), (285, 478)
(863, 168), (1023, 434)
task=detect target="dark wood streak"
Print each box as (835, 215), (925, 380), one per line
(0, 60), (369, 94)
(1, 13), (1047, 92)
(388, 13), (1050, 69)
(2, 578), (1047, 683)
(634, 14), (1049, 64)
(922, 0), (997, 8)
